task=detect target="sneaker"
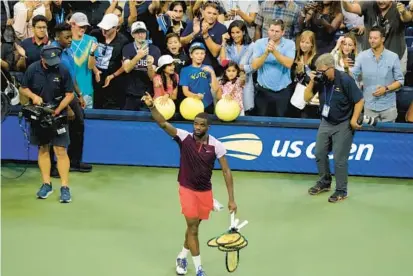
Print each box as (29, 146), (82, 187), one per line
(37, 183), (53, 199)
(308, 181), (331, 195)
(328, 190), (348, 203)
(175, 258), (188, 275)
(60, 186), (72, 203)
(196, 266), (207, 276)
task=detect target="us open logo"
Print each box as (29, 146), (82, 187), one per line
(218, 134), (263, 161)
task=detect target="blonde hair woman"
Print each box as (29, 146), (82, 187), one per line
(293, 30), (317, 85)
(331, 33), (358, 73)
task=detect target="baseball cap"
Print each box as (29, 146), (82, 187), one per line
(189, 42), (206, 53)
(156, 55), (175, 73)
(97, 14), (119, 30)
(41, 45), (62, 66)
(131, 21), (147, 34)
(69, 12), (90, 27)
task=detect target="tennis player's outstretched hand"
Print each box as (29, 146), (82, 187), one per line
(228, 200), (237, 214)
(141, 92), (154, 107)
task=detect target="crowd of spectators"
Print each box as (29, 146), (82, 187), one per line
(1, 0), (413, 123)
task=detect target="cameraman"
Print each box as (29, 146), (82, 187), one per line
(304, 53), (364, 203)
(19, 45), (74, 203)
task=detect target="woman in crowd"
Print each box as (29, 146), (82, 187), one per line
(300, 1), (343, 55)
(153, 54), (178, 103)
(219, 20), (255, 114)
(331, 33), (358, 73)
(291, 30), (319, 118)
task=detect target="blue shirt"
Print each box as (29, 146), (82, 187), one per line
(351, 48), (404, 112)
(179, 65), (213, 107)
(51, 41), (75, 81)
(21, 61), (73, 109)
(70, 34), (97, 98)
(252, 37), (296, 92)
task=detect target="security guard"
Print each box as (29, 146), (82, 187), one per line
(304, 53), (364, 203)
(20, 45), (74, 203)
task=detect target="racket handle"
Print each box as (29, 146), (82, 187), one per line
(237, 220), (248, 231)
(234, 219), (239, 228)
(230, 212), (235, 228)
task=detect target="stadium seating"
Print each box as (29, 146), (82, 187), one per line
(396, 86), (413, 122)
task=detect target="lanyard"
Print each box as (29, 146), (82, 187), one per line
(323, 84), (334, 105)
(55, 8), (65, 25)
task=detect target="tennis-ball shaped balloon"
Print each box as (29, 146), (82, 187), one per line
(180, 97), (204, 121)
(154, 97), (176, 120)
(215, 98), (241, 122)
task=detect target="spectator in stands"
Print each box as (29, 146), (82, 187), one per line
(153, 55), (178, 102)
(292, 30), (318, 86)
(407, 101), (413, 122)
(340, 0), (365, 54)
(291, 30), (319, 118)
(179, 42), (219, 114)
(1, 0), (17, 33)
(255, 0), (301, 41)
(221, 0), (259, 40)
(19, 45), (74, 203)
(252, 19), (296, 117)
(331, 33), (358, 73)
(47, 0), (73, 39)
(1, 32), (15, 92)
(105, 1), (130, 41)
(299, 1), (343, 55)
(164, 32), (189, 108)
(122, 21), (161, 111)
(13, 0), (52, 41)
(304, 53), (364, 203)
(156, 1), (187, 37)
(342, 0), (411, 75)
(69, 12), (98, 109)
(91, 13), (128, 109)
(16, 15), (49, 71)
(216, 61), (246, 115)
(70, 0), (110, 30)
(50, 23), (92, 176)
(351, 27), (405, 123)
(219, 20), (255, 114)
(181, 1), (227, 76)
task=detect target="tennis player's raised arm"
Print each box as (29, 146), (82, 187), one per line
(141, 92), (177, 137)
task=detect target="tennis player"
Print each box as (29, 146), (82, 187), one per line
(141, 92), (237, 276)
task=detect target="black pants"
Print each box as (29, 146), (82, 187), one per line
(50, 97), (85, 166)
(93, 71), (125, 110)
(254, 83), (294, 117)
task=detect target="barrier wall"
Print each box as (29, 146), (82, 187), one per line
(2, 111), (413, 178)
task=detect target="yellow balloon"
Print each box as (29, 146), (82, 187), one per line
(215, 98), (241, 122)
(154, 97), (176, 120)
(180, 97), (204, 120)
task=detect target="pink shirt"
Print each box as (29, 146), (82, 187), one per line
(220, 78), (244, 111)
(153, 74), (179, 99)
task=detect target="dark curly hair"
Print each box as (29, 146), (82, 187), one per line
(220, 61), (241, 85)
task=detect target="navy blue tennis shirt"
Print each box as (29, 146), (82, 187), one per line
(21, 61), (74, 106)
(314, 69), (363, 125)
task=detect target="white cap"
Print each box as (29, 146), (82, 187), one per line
(97, 14), (119, 30)
(131, 21), (147, 33)
(156, 55), (175, 73)
(70, 12), (90, 26)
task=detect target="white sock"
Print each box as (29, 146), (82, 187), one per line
(178, 247), (190, 259)
(192, 255), (202, 272)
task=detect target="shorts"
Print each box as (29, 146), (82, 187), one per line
(30, 123), (70, 148)
(179, 185), (213, 220)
